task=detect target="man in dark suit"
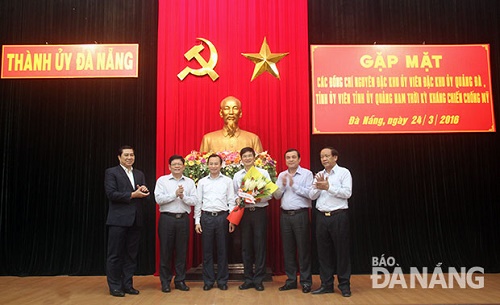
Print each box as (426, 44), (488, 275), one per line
(104, 145), (150, 297)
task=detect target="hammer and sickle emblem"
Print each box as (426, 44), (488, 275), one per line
(177, 38), (219, 81)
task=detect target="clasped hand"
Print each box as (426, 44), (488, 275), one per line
(176, 185), (184, 199)
(132, 184), (149, 198)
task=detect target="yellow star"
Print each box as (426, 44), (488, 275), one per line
(242, 37), (289, 81)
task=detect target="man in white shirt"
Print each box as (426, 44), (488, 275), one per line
(309, 147), (352, 297)
(232, 147), (272, 291)
(155, 155), (197, 293)
(195, 154), (236, 291)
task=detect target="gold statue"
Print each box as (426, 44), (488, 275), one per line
(200, 96), (263, 153)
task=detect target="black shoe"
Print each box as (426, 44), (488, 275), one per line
(175, 281), (190, 291)
(161, 286), (171, 293)
(255, 283), (264, 291)
(311, 285), (334, 294)
(124, 287), (140, 295)
(238, 282), (255, 290)
(203, 284), (213, 291)
(302, 285), (311, 293)
(217, 284), (228, 290)
(278, 283), (297, 291)
(110, 289), (125, 297)
(341, 290), (352, 297)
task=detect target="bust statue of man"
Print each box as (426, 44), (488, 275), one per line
(200, 96), (263, 153)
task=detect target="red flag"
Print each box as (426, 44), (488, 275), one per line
(157, 0), (309, 273)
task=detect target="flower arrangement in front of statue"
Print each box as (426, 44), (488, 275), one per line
(218, 151), (243, 179)
(183, 151), (211, 184)
(254, 151), (277, 183)
(183, 150), (277, 184)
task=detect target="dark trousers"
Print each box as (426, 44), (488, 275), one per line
(158, 213), (189, 288)
(315, 209), (351, 291)
(240, 207), (267, 284)
(201, 211), (229, 285)
(106, 224), (141, 291)
(280, 209), (312, 286)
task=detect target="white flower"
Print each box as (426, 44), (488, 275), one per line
(256, 178), (267, 189)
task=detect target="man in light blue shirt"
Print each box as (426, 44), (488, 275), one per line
(195, 154), (236, 291)
(273, 148), (314, 293)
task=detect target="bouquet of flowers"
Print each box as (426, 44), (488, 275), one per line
(183, 150), (277, 184)
(227, 166), (278, 225)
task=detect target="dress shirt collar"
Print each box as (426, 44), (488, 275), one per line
(168, 174), (186, 181)
(120, 164), (133, 174)
(288, 165), (304, 176)
(324, 164), (339, 175)
(207, 173), (223, 180)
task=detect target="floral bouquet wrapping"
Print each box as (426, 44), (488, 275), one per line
(227, 166), (278, 225)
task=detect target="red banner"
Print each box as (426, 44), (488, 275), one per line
(311, 44), (495, 133)
(1, 44), (138, 78)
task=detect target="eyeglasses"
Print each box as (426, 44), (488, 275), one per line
(170, 163), (184, 166)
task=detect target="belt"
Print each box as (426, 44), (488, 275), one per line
(281, 208), (309, 216)
(319, 208), (348, 217)
(161, 212), (187, 219)
(202, 210), (228, 217)
(246, 206), (266, 212)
